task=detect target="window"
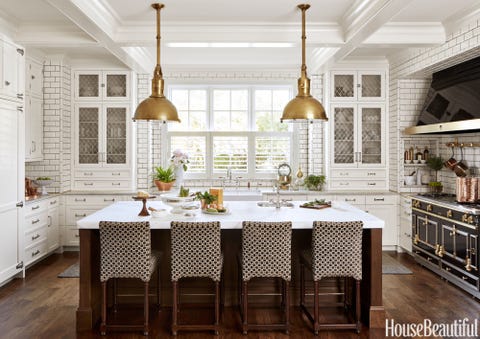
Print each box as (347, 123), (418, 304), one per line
(167, 86), (293, 178)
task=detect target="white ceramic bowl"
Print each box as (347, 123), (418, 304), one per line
(150, 209), (168, 218)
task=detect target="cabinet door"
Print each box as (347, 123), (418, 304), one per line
(331, 104), (357, 167)
(358, 71), (384, 101)
(75, 71), (101, 100)
(104, 105), (129, 166)
(1, 41), (24, 101)
(357, 104), (384, 167)
(76, 104), (101, 166)
(25, 96), (43, 161)
(27, 60), (43, 97)
(331, 71), (356, 101)
(47, 206), (60, 252)
(0, 102), (23, 283)
(103, 71), (129, 100)
(365, 205), (397, 246)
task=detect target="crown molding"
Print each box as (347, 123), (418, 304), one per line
(443, 1), (480, 38)
(364, 22), (445, 45)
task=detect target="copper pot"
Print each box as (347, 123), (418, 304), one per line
(444, 147), (458, 170)
(456, 177), (479, 203)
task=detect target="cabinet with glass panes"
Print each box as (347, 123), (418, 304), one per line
(74, 70), (131, 101)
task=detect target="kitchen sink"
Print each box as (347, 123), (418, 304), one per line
(257, 201), (294, 208)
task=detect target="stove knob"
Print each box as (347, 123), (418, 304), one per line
(427, 204), (432, 212)
(468, 216), (474, 224)
(446, 210), (453, 218)
(462, 214), (468, 223)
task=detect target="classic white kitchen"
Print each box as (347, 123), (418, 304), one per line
(2, 0), (480, 338)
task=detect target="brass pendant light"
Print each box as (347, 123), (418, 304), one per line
(281, 4), (327, 123)
(133, 3), (180, 123)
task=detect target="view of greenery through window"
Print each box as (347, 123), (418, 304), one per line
(167, 86), (293, 177)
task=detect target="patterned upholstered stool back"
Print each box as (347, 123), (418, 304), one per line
(99, 221), (151, 282)
(242, 221), (292, 282)
(312, 221), (363, 281)
(171, 221), (222, 282)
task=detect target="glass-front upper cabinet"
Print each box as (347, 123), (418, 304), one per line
(330, 103), (385, 168)
(74, 71), (130, 101)
(330, 71), (385, 102)
(75, 103), (130, 168)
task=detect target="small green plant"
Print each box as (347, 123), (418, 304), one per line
(426, 156), (443, 182)
(303, 174), (326, 191)
(36, 176), (51, 181)
(195, 191), (217, 205)
(154, 166), (175, 183)
(179, 186), (190, 197)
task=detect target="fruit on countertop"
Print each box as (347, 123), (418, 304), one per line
(206, 208), (218, 213)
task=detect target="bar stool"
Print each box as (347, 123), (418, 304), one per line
(99, 221), (161, 336)
(171, 221), (223, 336)
(300, 221), (363, 335)
(239, 221), (292, 334)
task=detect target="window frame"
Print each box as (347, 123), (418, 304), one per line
(166, 84), (297, 180)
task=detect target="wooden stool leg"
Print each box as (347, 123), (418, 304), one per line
(113, 278), (117, 313)
(355, 279), (361, 334)
(215, 281), (220, 335)
(172, 281), (178, 336)
(242, 281), (248, 335)
(144, 282), (149, 336)
(300, 262), (305, 307)
(100, 281), (107, 336)
(314, 280), (319, 336)
(284, 280), (290, 334)
(157, 267), (161, 311)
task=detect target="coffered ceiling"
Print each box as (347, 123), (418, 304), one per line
(0, 0), (479, 73)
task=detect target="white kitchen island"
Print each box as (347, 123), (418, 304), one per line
(76, 200), (385, 331)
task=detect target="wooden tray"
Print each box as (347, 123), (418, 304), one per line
(300, 204), (331, 210)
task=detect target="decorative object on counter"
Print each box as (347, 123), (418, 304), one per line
(426, 155), (444, 192)
(25, 178), (38, 197)
(154, 165), (175, 191)
(277, 163), (292, 189)
(132, 195), (156, 216)
(195, 191), (217, 210)
(161, 193), (195, 214)
(178, 186), (190, 197)
(456, 177), (479, 203)
(415, 146), (423, 161)
(423, 146), (429, 161)
(293, 166), (304, 190)
(303, 174), (326, 191)
(300, 199), (331, 209)
(280, 4), (327, 123)
(132, 3), (180, 123)
(170, 149), (189, 187)
(404, 174), (416, 186)
(209, 187), (224, 208)
(33, 177), (53, 195)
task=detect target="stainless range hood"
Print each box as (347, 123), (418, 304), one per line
(404, 119), (480, 135)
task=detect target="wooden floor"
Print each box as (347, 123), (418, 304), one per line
(1, 252), (480, 338)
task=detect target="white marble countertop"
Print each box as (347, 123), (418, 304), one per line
(77, 200), (384, 230)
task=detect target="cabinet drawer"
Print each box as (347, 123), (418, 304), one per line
(24, 240), (47, 265)
(365, 195), (396, 205)
(25, 200), (48, 216)
(47, 197), (60, 208)
(25, 227), (47, 248)
(65, 195), (121, 206)
(64, 227), (80, 246)
(66, 208), (97, 225)
(75, 170), (130, 179)
(73, 180), (130, 190)
(330, 169), (386, 179)
(336, 195), (365, 206)
(330, 180), (386, 190)
(25, 212), (48, 231)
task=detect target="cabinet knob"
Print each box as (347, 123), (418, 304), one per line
(5, 81), (10, 86)
(427, 204), (432, 212)
(447, 210), (452, 218)
(31, 75), (35, 80)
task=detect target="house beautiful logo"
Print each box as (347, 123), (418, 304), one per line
(386, 318), (478, 337)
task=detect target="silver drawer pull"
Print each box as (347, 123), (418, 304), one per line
(367, 182), (377, 186)
(367, 172), (376, 176)
(339, 182), (349, 186)
(104, 198), (115, 202)
(31, 250), (40, 257)
(462, 276), (468, 280)
(112, 183), (121, 186)
(83, 172), (93, 176)
(84, 183), (94, 186)
(31, 234), (40, 241)
(50, 200), (57, 205)
(374, 198), (384, 201)
(340, 172), (348, 176)
(32, 218), (40, 224)
(75, 213), (87, 217)
(75, 234), (80, 238)
(31, 205), (40, 210)
(345, 198), (356, 202)
(75, 198), (87, 202)
(112, 172), (121, 176)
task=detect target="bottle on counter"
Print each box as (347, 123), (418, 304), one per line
(423, 146), (429, 161)
(415, 146), (423, 161)
(409, 146), (414, 161)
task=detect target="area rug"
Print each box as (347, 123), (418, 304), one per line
(382, 253), (412, 275)
(58, 262), (79, 278)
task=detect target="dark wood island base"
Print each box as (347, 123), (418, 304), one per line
(76, 228), (385, 331)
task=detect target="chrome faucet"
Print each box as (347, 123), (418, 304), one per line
(269, 184), (292, 209)
(226, 167), (232, 181)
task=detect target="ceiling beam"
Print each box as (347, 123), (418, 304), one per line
(46, 0), (151, 73)
(312, 0), (415, 73)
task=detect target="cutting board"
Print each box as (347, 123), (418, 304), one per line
(299, 203), (331, 210)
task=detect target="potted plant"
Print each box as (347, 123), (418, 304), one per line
(303, 174), (326, 191)
(154, 166), (175, 191)
(426, 156), (443, 193)
(195, 191), (217, 209)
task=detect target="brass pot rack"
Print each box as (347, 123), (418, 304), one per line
(446, 138), (480, 148)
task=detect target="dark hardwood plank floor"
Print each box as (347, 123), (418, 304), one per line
(0, 251), (479, 338)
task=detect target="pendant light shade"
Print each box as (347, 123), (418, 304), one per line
(133, 3), (180, 123)
(281, 4), (327, 123)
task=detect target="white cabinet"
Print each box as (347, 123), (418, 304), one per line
(26, 58), (43, 97)
(47, 198), (60, 252)
(330, 70), (385, 102)
(0, 40), (25, 102)
(74, 70), (130, 101)
(25, 96), (43, 161)
(364, 195), (398, 248)
(74, 103), (133, 190)
(399, 195), (412, 252)
(0, 100), (24, 285)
